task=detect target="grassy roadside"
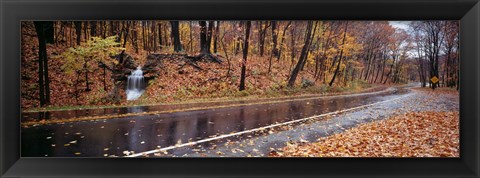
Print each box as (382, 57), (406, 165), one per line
(24, 80), (375, 112)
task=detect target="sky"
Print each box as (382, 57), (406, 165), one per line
(389, 21), (411, 31)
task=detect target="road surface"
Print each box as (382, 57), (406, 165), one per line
(22, 86), (412, 157)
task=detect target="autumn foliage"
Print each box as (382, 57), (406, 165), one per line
(273, 111), (459, 157)
(21, 21), (459, 110)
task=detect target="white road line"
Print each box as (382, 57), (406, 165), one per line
(126, 93), (414, 157)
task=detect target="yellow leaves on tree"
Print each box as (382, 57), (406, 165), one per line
(58, 36), (124, 75)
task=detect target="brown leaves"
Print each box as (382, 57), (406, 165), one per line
(274, 111), (459, 157)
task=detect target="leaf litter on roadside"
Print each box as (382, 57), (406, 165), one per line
(273, 111), (459, 157)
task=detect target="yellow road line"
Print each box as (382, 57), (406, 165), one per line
(22, 87), (394, 127)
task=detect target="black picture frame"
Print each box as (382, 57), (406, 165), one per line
(1, 0), (479, 177)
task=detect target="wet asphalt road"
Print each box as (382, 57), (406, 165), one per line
(21, 87), (408, 157)
(23, 87), (387, 122)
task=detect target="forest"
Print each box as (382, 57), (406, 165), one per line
(21, 21), (459, 110)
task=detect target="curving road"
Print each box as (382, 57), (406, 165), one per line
(21, 86), (412, 157)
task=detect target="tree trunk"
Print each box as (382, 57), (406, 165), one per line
(213, 21), (220, 53)
(152, 21), (157, 52)
(34, 22), (46, 106)
(170, 21), (183, 52)
(374, 61), (381, 83)
(90, 21), (97, 37)
(456, 35), (460, 91)
(39, 22), (53, 104)
(288, 21), (314, 87)
(300, 21), (318, 71)
(74, 71), (80, 104)
(289, 26), (296, 72)
(164, 24), (169, 46)
(142, 21), (147, 51)
(383, 64), (391, 84)
(189, 21), (193, 52)
(207, 21), (214, 53)
(109, 21), (115, 36)
(158, 23), (163, 48)
(271, 21), (279, 58)
(101, 21), (106, 38)
(74, 21), (82, 45)
(239, 21), (251, 91)
(235, 37), (241, 55)
(268, 21), (279, 73)
(53, 22), (64, 44)
(83, 22), (88, 41)
(42, 21), (54, 44)
(363, 40), (375, 81)
(199, 21), (209, 54)
(379, 52), (387, 83)
(84, 61), (90, 92)
(258, 21), (270, 57)
(220, 32), (231, 76)
(122, 21), (130, 48)
(278, 21), (292, 61)
(329, 21), (349, 86)
(69, 22), (74, 46)
(103, 65), (107, 91)
(131, 21), (139, 53)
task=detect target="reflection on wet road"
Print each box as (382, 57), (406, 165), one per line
(22, 88), (408, 157)
(23, 88), (387, 122)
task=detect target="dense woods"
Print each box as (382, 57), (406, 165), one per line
(21, 21), (459, 110)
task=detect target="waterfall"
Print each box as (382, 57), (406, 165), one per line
(126, 66), (145, 101)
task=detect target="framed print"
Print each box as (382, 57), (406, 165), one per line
(1, 0), (479, 177)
